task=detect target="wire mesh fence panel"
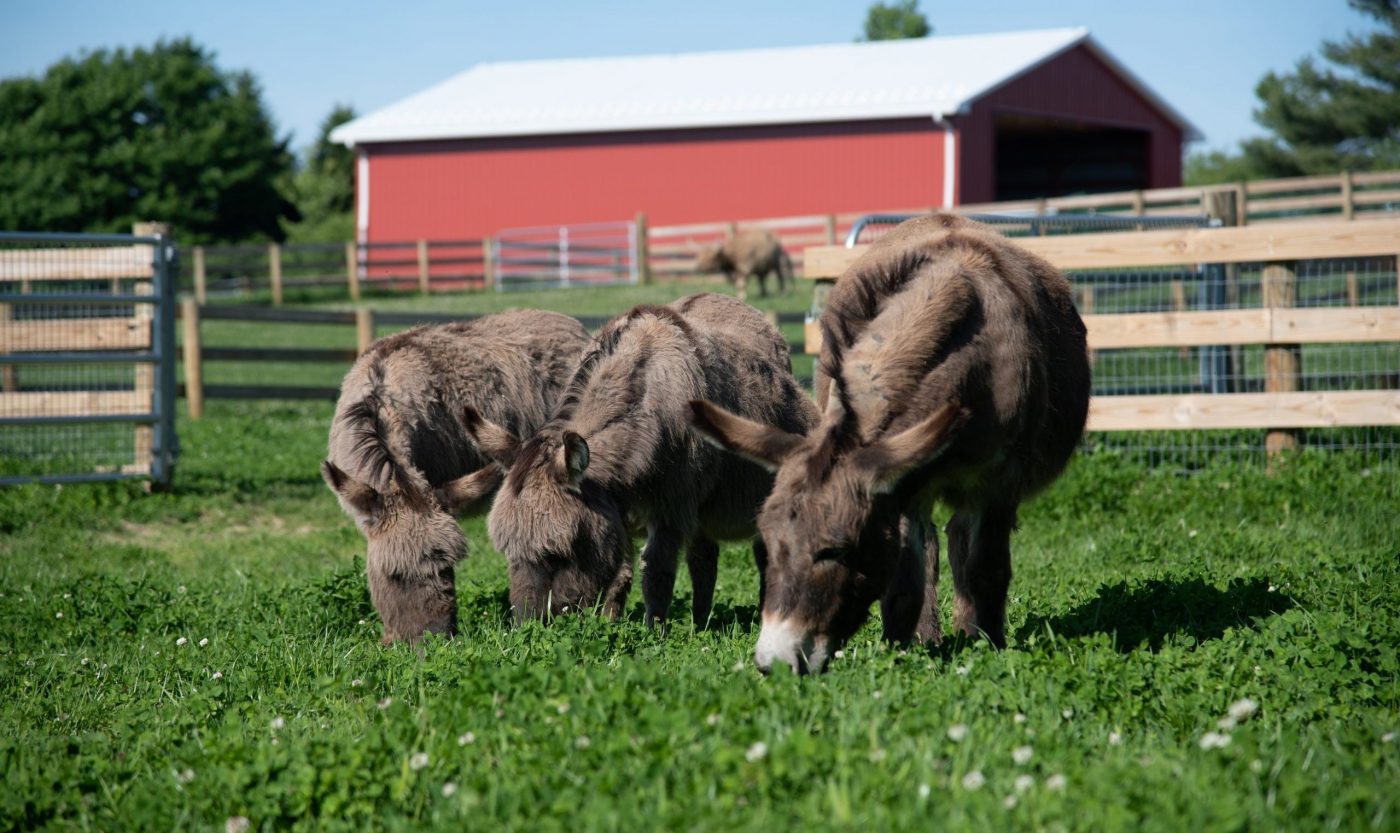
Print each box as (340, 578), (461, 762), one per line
(0, 232), (178, 485)
(494, 221), (637, 291)
(845, 212), (1210, 247)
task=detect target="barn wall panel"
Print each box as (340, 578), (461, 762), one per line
(956, 44), (1184, 204)
(364, 119), (946, 241)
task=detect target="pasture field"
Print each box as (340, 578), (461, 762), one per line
(1, 398), (1396, 832)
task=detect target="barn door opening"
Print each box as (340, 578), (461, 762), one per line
(993, 114), (1150, 201)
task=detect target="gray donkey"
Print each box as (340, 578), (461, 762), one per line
(321, 310), (590, 644)
(694, 229), (793, 301)
(460, 293), (818, 626)
(691, 214), (1091, 673)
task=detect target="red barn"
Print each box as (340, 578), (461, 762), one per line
(332, 28), (1199, 244)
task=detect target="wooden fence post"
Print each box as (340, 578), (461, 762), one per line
(482, 236), (495, 291)
(180, 297), (204, 419)
(268, 243), (283, 306)
(1203, 189), (1242, 385)
(0, 301), (15, 392)
(725, 221), (738, 239)
(193, 245), (207, 305)
(356, 307), (376, 355)
(635, 212), (652, 285)
(1340, 169), (1355, 221)
(345, 241), (360, 301)
(417, 239), (430, 295)
(1262, 262), (1300, 458)
(1235, 181), (1249, 225)
(823, 214), (837, 245)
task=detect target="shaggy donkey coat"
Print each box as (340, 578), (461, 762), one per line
(321, 310), (590, 644)
(464, 293), (818, 626)
(694, 229), (793, 300)
(691, 215), (1090, 672)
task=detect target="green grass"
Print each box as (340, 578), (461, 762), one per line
(2, 399), (1396, 831)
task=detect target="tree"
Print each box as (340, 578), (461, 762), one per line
(283, 104), (356, 242)
(859, 0), (931, 41)
(0, 39), (296, 242)
(1190, 0), (1400, 182)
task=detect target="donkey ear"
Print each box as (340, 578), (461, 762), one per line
(436, 465), (502, 516)
(322, 459), (381, 515)
(854, 403), (969, 494)
(557, 431), (590, 486)
(688, 400), (805, 472)
(460, 406), (521, 467)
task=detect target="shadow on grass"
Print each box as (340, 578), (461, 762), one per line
(1015, 576), (1294, 653)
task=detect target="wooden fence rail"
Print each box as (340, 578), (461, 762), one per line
(801, 216), (1400, 440)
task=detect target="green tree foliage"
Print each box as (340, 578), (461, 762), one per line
(283, 104), (356, 243)
(0, 39), (295, 242)
(859, 0), (931, 41)
(1187, 0), (1400, 183)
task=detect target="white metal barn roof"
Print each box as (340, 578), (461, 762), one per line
(332, 28), (1199, 145)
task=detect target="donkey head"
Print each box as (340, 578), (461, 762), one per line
(689, 398), (967, 673)
(460, 406), (632, 622)
(693, 244), (726, 275)
(321, 453), (495, 645)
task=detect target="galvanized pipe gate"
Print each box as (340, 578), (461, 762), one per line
(0, 230), (179, 487)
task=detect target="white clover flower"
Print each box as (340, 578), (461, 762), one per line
(1188, 529), (1198, 538)
(1045, 773), (1067, 791)
(732, 660), (747, 672)
(556, 702), (570, 715)
(872, 690), (882, 699)
(961, 770), (985, 790)
(442, 782), (457, 798)
(81, 658), (89, 665)
(1003, 795), (1018, 809)
(1250, 759), (1264, 772)
(212, 671), (223, 680)
(458, 732), (476, 746)
(177, 585), (187, 594)
(705, 713), (720, 727)
(1198, 732), (1231, 750)
(377, 697), (393, 709)
(1217, 716), (1237, 731)
(225, 817), (251, 833)
(1013, 713), (1027, 724)
(176, 637), (188, 647)
(869, 748), (887, 763)
(56, 612), (63, 619)
(917, 783), (931, 799)
(745, 742), (768, 762)
(947, 724), (969, 742)
(1014, 774), (1035, 794)
(198, 638), (209, 647)
(1383, 732), (1396, 744)
(1061, 708), (1074, 720)
(1013, 745), (1033, 765)
(1109, 731), (1122, 746)
(833, 650), (845, 660)
(270, 716), (285, 731)
(575, 735), (591, 750)
(1227, 698), (1258, 722)
(351, 679), (363, 688)
(409, 752), (429, 771)
(175, 768), (195, 784)
(955, 665), (969, 676)
(358, 619), (367, 625)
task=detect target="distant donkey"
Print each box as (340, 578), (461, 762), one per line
(694, 229), (793, 301)
(321, 310), (590, 644)
(691, 214), (1091, 673)
(461, 293), (818, 626)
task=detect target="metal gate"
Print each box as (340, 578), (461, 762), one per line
(493, 221), (638, 291)
(0, 231), (179, 486)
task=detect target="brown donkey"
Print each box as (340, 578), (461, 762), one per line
(321, 310), (590, 644)
(691, 215), (1090, 673)
(462, 293), (817, 626)
(694, 229), (793, 300)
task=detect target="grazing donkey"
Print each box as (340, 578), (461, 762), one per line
(694, 229), (793, 300)
(461, 293), (817, 626)
(691, 214), (1091, 673)
(321, 310), (590, 644)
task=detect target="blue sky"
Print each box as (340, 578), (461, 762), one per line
(1, 1), (1376, 156)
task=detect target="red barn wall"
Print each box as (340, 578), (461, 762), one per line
(952, 44), (1184, 205)
(363, 119), (950, 242)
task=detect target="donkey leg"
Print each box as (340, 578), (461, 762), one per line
(734, 271), (749, 303)
(880, 513), (934, 644)
(601, 559), (633, 621)
(640, 525), (684, 628)
(914, 513), (943, 645)
(947, 506), (1015, 648)
(686, 535), (720, 628)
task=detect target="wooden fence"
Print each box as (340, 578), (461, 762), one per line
(802, 216), (1400, 447)
(176, 304), (806, 417)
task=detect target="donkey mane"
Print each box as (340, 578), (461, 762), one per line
(334, 359), (427, 504)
